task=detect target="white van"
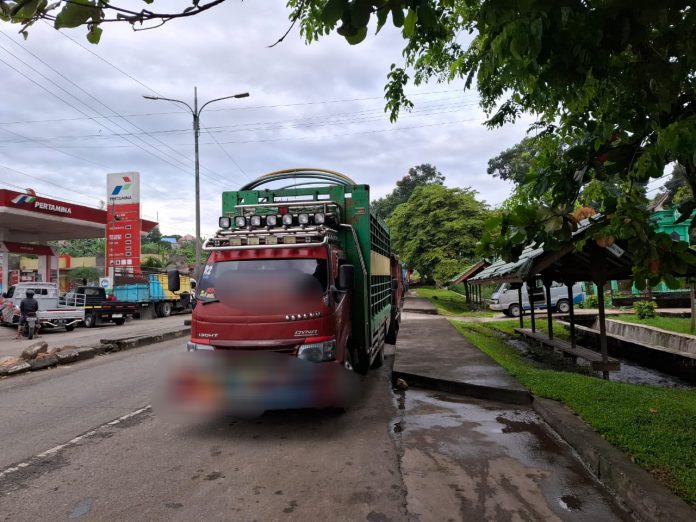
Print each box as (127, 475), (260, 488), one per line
(489, 281), (585, 317)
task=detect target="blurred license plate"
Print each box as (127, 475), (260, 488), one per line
(112, 314), (123, 318)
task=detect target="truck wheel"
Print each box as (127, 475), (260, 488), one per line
(83, 313), (95, 328)
(371, 343), (385, 369)
(556, 299), (570, 314)
(113, 318), (126, 325)
(385, 321), (399, 345)
(508, 303), (521, 317)
(158, 302), (172, 317)
(65, 324), (75, 332)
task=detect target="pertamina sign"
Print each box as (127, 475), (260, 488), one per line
(10, 189), (73, 215)
(106, 172), (141, 276)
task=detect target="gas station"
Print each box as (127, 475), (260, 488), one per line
(0, 173), (157, 293)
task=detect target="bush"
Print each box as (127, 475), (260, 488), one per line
(634, 300), (657, 319)
(582, 294), (598, 309)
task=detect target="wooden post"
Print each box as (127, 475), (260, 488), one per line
(544, 279), (553, 340)
(567, 282), (576, 349)
(529, 281), (536, 333)
(518, 285), (524, 328)
(691, 283), (696, 335)
(597, 282), (609, 380)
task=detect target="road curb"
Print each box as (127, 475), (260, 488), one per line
(532, 396), (696, 522)
(391, 370), (532, 405)
(0, 327), (190, 379)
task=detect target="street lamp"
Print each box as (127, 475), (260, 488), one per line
(143, 87), (249, 279)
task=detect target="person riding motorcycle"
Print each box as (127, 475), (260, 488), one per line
(16, 289), (39, 339)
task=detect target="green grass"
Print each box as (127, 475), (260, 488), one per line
(451, 320), (696, 505)
(610, 314), (696, 336)
(415, 286), (495, 317)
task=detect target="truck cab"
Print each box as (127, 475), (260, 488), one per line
(175, 169), (403, 414)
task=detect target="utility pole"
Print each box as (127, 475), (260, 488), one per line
(143, 87), (249, 279)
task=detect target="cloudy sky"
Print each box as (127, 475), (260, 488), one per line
(0, 1), (532, 237)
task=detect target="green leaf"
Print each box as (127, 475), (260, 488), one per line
(54, 1), (95, 29)
(345, 26), (367, 45)
(417, 3), (437, 29)
(86, 24), (102, 44)
(391, 7), (404, 28)
(321, 0), (345, 27)
(375, 6), (388, 34)
(403, 8), (417, 37)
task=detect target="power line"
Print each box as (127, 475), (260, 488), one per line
(0, 37), (228, 190)
(0, 100), (475, 145)
(0, 88), (469, 126)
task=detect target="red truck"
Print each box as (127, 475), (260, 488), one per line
(166, 169), (404, 414)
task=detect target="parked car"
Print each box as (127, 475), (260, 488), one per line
(489, 281), (585, 317)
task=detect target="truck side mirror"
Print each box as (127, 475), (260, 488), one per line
(168, 269), (181, 292)
(391, 278), (399, 291)
(190, 280), (197, 290)
(338, 264), (354, 290)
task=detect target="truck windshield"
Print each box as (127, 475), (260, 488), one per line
(197, 258), (328, 304)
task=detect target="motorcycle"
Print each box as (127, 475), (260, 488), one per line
(21, 313), (39, 340)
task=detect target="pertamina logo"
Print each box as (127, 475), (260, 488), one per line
(11, 188), (37, 205)
(111, 176), (132, 196)
(11, 188), (72, 215)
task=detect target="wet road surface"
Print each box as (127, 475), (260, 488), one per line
(0, 336), (631, 520)
(396, 390), (631, 521)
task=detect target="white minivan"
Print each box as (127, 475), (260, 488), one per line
(489, 281), (585, 317)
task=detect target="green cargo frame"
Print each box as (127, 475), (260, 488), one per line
(220, 169), (392, 351)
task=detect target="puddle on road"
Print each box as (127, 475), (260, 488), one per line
(559, 494), (583, 511)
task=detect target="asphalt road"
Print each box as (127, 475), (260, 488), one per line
(0, 335), (631, 521)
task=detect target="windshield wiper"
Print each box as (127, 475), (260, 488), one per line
(201, 299), (220, 305)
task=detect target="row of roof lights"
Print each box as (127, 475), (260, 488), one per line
(219, 213), (326, 229)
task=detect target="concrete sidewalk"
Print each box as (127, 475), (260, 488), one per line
(0, 315), (190, 359)
(394, 298), (530, 404)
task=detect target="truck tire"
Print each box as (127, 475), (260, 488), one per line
(508, 303), (521, 317)
(113, 318), (126, 325)
(385, 320), (399, 345)
(65, 324), (75, 332)
(158, 302), (172, 317)
(371, 343), (385, 369)
(83, 313), (96, 328)
(344, 340), (370, 375)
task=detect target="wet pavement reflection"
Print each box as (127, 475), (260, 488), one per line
(396, 390), (632, 521)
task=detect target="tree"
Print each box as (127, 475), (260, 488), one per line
(51, 238), (105, 257)
(387, 184), (488, 286)
(68, 266), (99, 283)
(372, 163), (444, 220)
(145, 225), (162, 244)
(294, 2), (696, 287)
(487, 137), (537, 184)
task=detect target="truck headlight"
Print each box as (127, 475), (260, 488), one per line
(313, 213), (325, 225)
(282, 214), (293, 226)
(219, 216), (231, 229)
(298, 337), (336, 362)
(250, 215), (262, 227)
(298, 213), (309, 225)
(266, 215), (278, 227)
(234, 216), (246, 228)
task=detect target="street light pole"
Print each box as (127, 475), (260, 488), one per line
(143, 87), (249, 279)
